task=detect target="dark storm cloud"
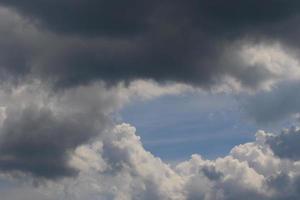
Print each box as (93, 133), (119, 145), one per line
(267, 127), (300, 161)
(0, 0), (155, 37)
(0, 105), (103, 179)
(1, 0), (300, 37)
(0, 1), (300, 89)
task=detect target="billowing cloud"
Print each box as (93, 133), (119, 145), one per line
(66, 125), (300, 200)
(0, 82), (112, 179)
(0, 80), (192, 179)
(2, 124), (299, 200)
(0, 2), (298, 89)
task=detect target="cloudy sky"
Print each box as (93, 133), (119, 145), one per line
(1, 1), (300, 199)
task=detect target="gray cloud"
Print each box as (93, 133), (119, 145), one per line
(240, 81), (300, 123)
(0, 80), (188, 180)
(201, 165), (223, 181)
(0, 82), (122, 179)
(0, 0), (155, 37)
(0, 2), (299, 89)
(266, 127), (300, 161)
(266, 173), (300, 200)
(0, 106), (98, 179)
(1, 0), (300, 38)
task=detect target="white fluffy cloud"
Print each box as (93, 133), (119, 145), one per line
(2, 124), (299, 200)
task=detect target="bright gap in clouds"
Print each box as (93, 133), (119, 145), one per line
(120, 90), (300, 162)
(121, 94), (255, 161)
(121, 93), (250, 161)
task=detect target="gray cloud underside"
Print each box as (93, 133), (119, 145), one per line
(266, 127), (300, 161)
(0, 82), (120, 179)
(240, 81), (300, 123)
(0, 106), (99, 179)
(0, 1), (299, 89)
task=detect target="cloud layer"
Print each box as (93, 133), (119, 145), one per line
(0, 2), (299, 89)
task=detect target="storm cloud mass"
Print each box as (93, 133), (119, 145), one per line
(0, 1), (300, 200)
(0, 1), (300, 88)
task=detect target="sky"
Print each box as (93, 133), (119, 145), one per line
(120, 92), (254, 160)
(1, 1), (300, 199)
(120, 87), (300, 162)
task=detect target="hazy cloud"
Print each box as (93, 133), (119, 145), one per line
(241, 81), (300, 123)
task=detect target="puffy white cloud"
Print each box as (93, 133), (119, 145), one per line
(2, 124), (297, 200)
(27, 123), (185, 200)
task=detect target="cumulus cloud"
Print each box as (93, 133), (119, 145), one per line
(1, 124), (298, 200)
(0, 80), (192, 179)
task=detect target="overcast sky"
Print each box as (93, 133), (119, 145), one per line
(0, 1), (300, 199)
